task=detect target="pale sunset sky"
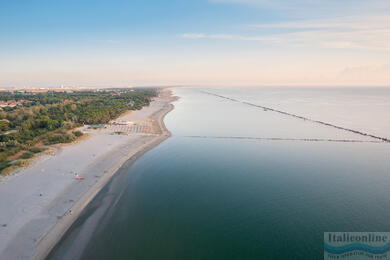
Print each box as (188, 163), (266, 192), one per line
(1, 0), (390, 87)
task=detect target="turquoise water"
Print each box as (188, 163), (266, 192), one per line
(48, 87), (390, 260)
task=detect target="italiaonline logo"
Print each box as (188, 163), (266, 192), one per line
(324, 232), (390, 259)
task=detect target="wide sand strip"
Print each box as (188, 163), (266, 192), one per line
(0, 89), (176, 260)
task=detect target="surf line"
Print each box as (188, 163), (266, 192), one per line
(201, 91), (390, 143)
(183, 136), (385, 143)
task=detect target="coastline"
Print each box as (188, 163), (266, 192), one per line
(0, 88), (177, 260)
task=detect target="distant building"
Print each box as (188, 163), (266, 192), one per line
(87, 125), (107, 129)
(110, 120), (134, 126)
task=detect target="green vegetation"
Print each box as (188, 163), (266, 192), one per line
(73, 130), (83, 137)
(28, 147), (47, 153)
(20, 152), (34, 159)
(0, 88), (157, 174)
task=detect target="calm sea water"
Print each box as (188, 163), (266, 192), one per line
(48, 87), (390, 260)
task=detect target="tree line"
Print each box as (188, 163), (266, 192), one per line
(0, 88), (157, 173)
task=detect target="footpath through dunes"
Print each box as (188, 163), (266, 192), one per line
(0, 89), (177, 260)
(201, 91), (390, 143)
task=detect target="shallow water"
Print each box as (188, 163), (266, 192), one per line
(48, 87), (390, 260)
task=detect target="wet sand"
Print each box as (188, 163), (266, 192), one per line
(0, 89), (176, 260)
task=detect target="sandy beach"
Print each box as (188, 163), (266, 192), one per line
(0, 89), (176, 260)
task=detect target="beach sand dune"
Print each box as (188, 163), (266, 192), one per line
(0, 89), (176, 260)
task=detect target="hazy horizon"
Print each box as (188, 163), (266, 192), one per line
(1, 0), (390, 88)
(2, 85), (390, 90)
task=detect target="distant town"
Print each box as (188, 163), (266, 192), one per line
(0, 87), (140, 108)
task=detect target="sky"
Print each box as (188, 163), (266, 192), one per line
(1, 0), (390, 88)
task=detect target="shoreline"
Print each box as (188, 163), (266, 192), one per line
(44, 118), (173, 260)
(0, 88), (177, 260)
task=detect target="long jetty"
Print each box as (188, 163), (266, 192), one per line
(183, 136), (384, 143)
(201, 91), (390, 143)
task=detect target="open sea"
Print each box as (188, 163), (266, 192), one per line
(48, 87), (390, 260)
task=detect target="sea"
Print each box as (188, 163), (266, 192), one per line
(47, 87), (390, 260)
